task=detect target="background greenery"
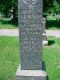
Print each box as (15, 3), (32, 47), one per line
(0, 0), (60, 29)
(43, 0), (60, 15)
(0, 0), (60, 19)
(46, 16), (60, 30)
(0, 0), (17, 20)
(0, 18), (18, 29)
(0, 18), (17, 29)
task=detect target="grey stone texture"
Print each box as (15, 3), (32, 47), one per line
(16, 65), (47, 80)
(19, 0), (43, 70)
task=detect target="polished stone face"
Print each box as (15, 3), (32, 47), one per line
(18, 0), (43, 70)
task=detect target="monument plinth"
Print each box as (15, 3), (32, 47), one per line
(16, 0), (47, 80)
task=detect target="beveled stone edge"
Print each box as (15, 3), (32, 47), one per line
(16, 65), (47, 77)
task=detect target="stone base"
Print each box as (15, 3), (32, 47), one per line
(16, 65), (47, 80)
(42, 41), (48, 46)
(42, 33), (48, 46)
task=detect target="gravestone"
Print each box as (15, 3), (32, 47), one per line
(16, 0), (47, 80)
(42, 17), (48, 45)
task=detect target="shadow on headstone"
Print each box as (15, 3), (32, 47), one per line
(42, 61), (49, 80)
(48, 40), (55, 46)
(42, 61), (46, 71)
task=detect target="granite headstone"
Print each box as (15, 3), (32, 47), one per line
(16, 0), (47, 80)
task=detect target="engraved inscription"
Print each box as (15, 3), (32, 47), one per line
(19, 0), (42, 70)
(23, 0), (37, 4)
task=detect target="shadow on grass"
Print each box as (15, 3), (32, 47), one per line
(0, 19), (18, 27)
(48, 40), (55, 46)
(46, 20), (60, 29)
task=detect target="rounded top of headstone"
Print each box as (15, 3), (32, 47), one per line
(23, 0), (37, 4)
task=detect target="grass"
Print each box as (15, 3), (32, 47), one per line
(0, 36), (60, 80)
(0, 18), (18, 29)
(43, 36), (60, 80)
(46, 16), (60, 30)
(0, 36), (19, 80)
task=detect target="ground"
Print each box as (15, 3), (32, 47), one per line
(0, 16), (60, 80)
(0, 36), (19, 80)
(0, 36), (60, 80)
(43, 36), (60, 80)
